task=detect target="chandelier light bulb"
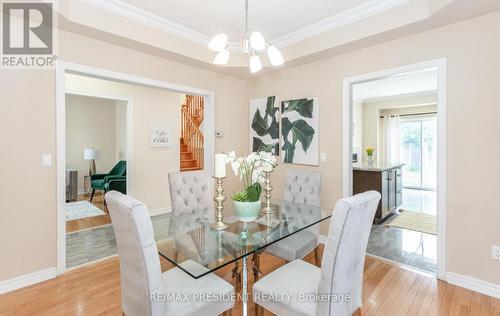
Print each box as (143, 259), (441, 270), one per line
(208, 1), (285, 70)
(267, 46), (284, 66)
(250, 31), (266, 51)
(250, 55), (262, 73)
(208, 33), (228, 51)
(213, 49), (230, 65)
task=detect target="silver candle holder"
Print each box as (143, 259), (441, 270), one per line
(261, 170), (274, 215)
(210, 176), (228, 230)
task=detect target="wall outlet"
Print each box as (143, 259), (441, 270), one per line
(492, 245), (500, 261)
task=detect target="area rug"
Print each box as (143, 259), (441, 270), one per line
(65, 201), (106, 221)
(386, 210), (437, 235)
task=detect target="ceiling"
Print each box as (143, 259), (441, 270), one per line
(353, 68), (437, 102)
(59, 0), (500, 78)
(118, 0), (371, 43)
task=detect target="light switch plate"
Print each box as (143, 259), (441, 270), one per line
(42, 154), (52, 167)
(320, 152), (327, 162)
(492, 245), (500, 261)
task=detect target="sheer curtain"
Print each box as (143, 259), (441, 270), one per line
(383, 115), (400, 164)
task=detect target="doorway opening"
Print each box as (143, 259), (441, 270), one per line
(57, 62), (215, 274)
(180, 95), (205, 171)
(344, 59), (446, 278)
(65, 93), (128, 235)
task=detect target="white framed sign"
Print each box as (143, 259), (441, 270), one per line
(150, 126), (171, 147)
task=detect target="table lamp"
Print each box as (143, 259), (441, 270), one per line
(83, 148), (97, 176)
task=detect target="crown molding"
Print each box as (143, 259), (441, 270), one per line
(360, 90), (437, 103)
(78, 0), (413, 50)
(271, 0), (413, 47)
(79, 0), (211, 46)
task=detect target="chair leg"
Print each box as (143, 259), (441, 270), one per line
(314, 247), (321, 267)
(254, 304), (264, 316)
(252, 253), (261, 281)
(232, 260), (241, 290)
(90, 189), (95, 202)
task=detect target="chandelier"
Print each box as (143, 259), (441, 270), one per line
(208, 0), (284, 73)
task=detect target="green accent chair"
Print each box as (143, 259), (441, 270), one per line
(90, 160), (127, 201)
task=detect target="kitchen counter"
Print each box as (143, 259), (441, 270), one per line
(353, 162), (405, 172)
(353, 163), (405, 223)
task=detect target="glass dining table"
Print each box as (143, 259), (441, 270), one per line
(155, 199), (332, 316)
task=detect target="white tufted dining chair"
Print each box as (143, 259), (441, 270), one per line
(262, 170), (322, 269)
(253, 191), (381, 316)
(168, 170), (212, 216)
(105, 191), (234, 316)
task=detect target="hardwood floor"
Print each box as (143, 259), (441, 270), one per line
(66, 192), (111, 233)
(1, 246), (499, 316)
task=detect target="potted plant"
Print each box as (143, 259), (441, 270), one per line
(225, 150), (277, 222)
(366, 147), (375, 165)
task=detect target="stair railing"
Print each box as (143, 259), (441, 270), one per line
(181, 106), (204, 170)
(184, 95), (204, 124)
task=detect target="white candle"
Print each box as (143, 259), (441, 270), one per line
(214, 154), (226, 178)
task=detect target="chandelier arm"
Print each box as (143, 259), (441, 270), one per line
(245, 0), (249, 35)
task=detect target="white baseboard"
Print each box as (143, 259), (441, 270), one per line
(446, 272), (500, 299)
(149, 208), (171, 216)
(321, 236), (500, 299)
(0, 267), (57, 294)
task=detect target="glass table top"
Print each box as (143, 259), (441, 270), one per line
(155, 199), (332, 279)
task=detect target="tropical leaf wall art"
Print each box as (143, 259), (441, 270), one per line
(249, 96), (279, 155)
(280, 97), (319, 165)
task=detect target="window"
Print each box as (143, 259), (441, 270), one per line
(399, 116), (437, 190)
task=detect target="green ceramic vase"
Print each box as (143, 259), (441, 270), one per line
(233, 200), (261, 222)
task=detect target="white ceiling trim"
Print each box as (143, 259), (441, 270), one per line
(361, 90), (437, 103)
(79, 0), (211, 45)
(272, 0), (413, 47)
(78, 0), (414, 50)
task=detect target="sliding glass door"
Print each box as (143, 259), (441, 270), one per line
(399, 116), (437, 190)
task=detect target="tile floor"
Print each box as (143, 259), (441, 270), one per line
(66, 214), (171, 268)
(366, 188), (438, 273)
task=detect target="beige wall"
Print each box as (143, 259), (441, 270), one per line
(66, 94), (120, 192)
(65, 73), (182, 211)
(352, 101), (363, 159)
(248, 12), (500, 285)
(115, 101), (127, 161)
(0, 28), (247, 281)
(362, 93), (437, 162)
(0, 70), (56, 281)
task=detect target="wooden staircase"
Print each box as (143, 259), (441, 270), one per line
(180, 95), (204, 172)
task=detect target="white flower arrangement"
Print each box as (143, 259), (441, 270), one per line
(224, 150), (277, 202)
